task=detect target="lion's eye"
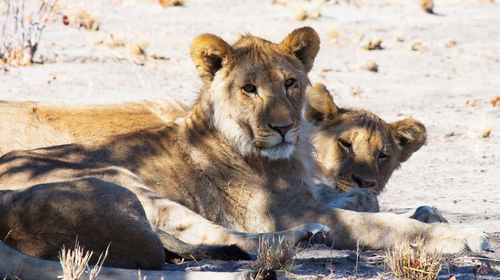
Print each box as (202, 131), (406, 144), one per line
(338, 138), (352, 150)
(284, 78), (296, 88)
(242, 84), (257, 94)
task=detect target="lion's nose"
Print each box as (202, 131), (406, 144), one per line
(352, 175), (376, 189)
(269, 123), (294, 137)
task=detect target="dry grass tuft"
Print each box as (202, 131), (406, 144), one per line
(127, 40), (149, 59)
(71, 9), (100, 31)
(94, 31), (168, 64)
(362, 38), (383, 50)
(295, 8), (308, 21)
(158, 0), (185, 8)
(385, 238), (443, 280)
(103, 33), (126, 48)
(0, 0), (57, 66)
(327, 27), (340, 42)
(363, 61), (378, 72)
(350, 85), (363, 96)
(62, 9), (100, 31)
(251, 269), (277, 280)
(420, 0), (434, 14)
(270, 0), (287, 6)
(481, 126), (492, 139)
(253, 235), (296, 273)
(58, 240), (108, 280)
(293, 0), (327, 21)
(411, 41), (426, 53)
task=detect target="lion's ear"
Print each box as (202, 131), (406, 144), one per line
(304, 83), (339, 124)
(190, 34), (233, 83)
(279, 26), (320, 73)
(390, 118), (427, 163)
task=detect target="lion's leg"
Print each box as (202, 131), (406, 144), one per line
(136, 189), (329, 252)
(0, 178), (165, 270)
(311, 185), (448, 223)
(89, 168), (330, 253)
(154, 228), (251, 261)
(313, 207), (489, 254)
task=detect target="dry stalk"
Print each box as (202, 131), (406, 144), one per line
(58, 240), (108, 280)
(158, 0), (185, 8)
(0, 0), (57, 66)
(253, 235), (295, 273)
(354, 239), (360, 275)
(70, 9), (100, 31)
(420, 0), (434, 14)
(385, 238), (443, 280)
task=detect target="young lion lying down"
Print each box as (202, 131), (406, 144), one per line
(0, 27), (489, 278)
(0, 87), (427, 213)
(0, 84), (431, 214)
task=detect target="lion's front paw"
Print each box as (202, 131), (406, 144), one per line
(328, 188), (379, 212)
(462, 228), (490, 252)
(287, 223), (330, 247)
(426, 224), (490, 253)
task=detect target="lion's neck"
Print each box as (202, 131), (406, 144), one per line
(182, 103), (212, 133)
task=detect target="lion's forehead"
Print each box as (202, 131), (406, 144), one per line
(232, 66), (285, 83)
(324, 121), (395, 153)
(231, 44), (304, 76)
(230, 60), (302, 82)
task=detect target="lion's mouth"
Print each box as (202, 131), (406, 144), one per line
(273, 141), (293, 149)
(255, 133), (296, 148)
(260, 142), (296, 160)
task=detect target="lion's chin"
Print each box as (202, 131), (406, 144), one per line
(260, 143), (296, 160)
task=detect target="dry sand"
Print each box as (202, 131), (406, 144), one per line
(0, 0), (499, 278)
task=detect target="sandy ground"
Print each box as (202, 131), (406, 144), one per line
(1, 0), (499, 279)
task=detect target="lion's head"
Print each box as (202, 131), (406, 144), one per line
(305, 83), (427, 194)
(189, 27), (320, 160)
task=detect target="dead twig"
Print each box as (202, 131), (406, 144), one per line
(0, 0), (57, 66)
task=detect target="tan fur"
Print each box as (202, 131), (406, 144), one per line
(0, 178), (166, 269)
(0, 27), (489, 278)
(0, 98), (186, 154)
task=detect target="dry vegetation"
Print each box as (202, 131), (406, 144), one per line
(385, 239), (443, 280)
(420, 0), (435, 13)
(157, 0), (185, 8)
(253, 235), (296, 274)
(361, 38), (383, 51)
(0, 0), (57, 66)
(62, 9), (100, 31)
(58, 241), (108, 280)
(274, 0), (434, 22)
